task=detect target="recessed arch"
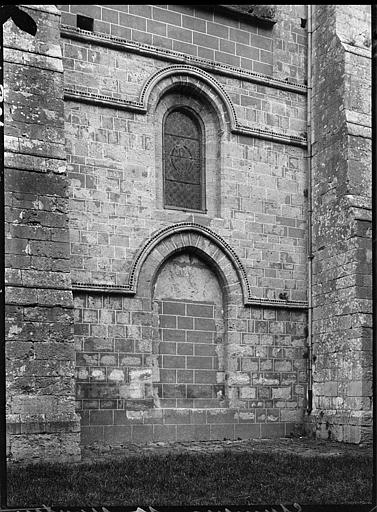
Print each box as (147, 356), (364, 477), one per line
(152, 85), (223, 217)
(140, 65), (237, 132)
(129, 222), (251, 306)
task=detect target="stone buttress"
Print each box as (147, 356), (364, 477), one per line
(4, 5), (80, 462)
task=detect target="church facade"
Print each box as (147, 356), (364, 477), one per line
(4, 4), (372, 462)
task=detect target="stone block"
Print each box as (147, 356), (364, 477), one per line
(89, 410), (113, 425)
(177, 424), (211, 441)
(187, 331), (214, 343)
(177, 342), (193, 355)
(176, 398), (194, 408)
(143, 409), (163, 424)
(115, 339), (134, 352)
(206, 409), (236, 424)
(159, 342), (177, 355)
(162, 301), (185, 315)
(274, 360), (293, 372)
(241, 358), (259, 372)
(260, 423), (285, 438)
(194, 370), (217, 384)
(236, 411), (256, 423)
(186, 356), (213, 370)
(131, 424), (153, 443)
(103, 425), (132, 445)
(190, 410), (207, 424)
(187, 384), (213, 399)
(160, 315), (177, 328)
(100, 399), (118, 410)
(162, 355), (186, 368)
(280, 409), (302, 423)
(210, 423), (235, 440)
(163, 409), (191, 424)
(114, 410), (143, 425)
(194, 343), (216, 356)
(162, 329), (186, 342)
(81, 426), (104, 446)
(177, 370), (194, 383)
(120, 354), (142, 366)
(271, 386), (291, 399)
(227, 372), (250, 385)
(162, 383), (186, 398)
(153, 424), (177, 442)
(187, 304), (214, 318)
(235, 423), (261, 440)
(177, 316), (193, 329)
(240, 387), (256, 399)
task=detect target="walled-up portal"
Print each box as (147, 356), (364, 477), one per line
(153, 253), (226, 408)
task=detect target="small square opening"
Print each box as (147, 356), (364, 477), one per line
(77, 14), (94, 32)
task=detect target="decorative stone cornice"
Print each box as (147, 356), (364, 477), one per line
(71, 222), (308, 310)
(211, 5), (277, 25)
(64, 64), (307, 148)
(60, 25), (306, 95)
(71, 283), (133, 295)
(245, 297), (308, 310)
(71, 282), (308, 310)
(64, 88), (145, 113)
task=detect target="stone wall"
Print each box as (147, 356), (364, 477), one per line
(75, 242), (307, 445)
(308, 4), (372, 444)
(59, 4), (310, 447)
(3, 4), (372, 461)
(4, 6), (80, 461)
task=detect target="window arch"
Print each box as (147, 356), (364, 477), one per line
(163, 107), (205, 212)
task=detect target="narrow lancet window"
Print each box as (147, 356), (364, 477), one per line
(163, 108), (205, 211)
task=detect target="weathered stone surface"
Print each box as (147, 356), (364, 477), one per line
(4, 4), (371, 456)
(306, 4), (372, 444)
(4, 5), (80, 462)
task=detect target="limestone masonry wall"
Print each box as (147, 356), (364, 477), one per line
(308, 4), (372, 444)
(4, 5), (80, 462)
(60, 4), (309, 446)
(3, 4), (372, 460)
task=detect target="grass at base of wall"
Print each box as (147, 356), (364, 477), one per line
(8, 450), (373, 507)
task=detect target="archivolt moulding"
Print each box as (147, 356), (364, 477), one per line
(64, 64), (307, 147)
(61, 25), (307, 96)
(65, 66), (237, 128)
(71, 222), (308, 310)
(130, 222), (308, 309)
(72, 222), (249, 304)
(130, 222), (250, 305)
(140, 65), (237, 128)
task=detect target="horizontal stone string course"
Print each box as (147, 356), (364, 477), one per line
(64, 87), (307, 147)
(60, 25), (307, 95)
(5, 282), (74, 292)
(70, 285), (309, 310)
(69, 221), (308, 309)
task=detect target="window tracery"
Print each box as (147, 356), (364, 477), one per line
(163, 108), (205, 211)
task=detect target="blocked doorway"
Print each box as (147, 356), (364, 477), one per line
(153, 252), (226, 409)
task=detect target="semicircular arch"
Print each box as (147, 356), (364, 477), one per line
(129, 223), (251, 306)
(139, 65), (238, 132)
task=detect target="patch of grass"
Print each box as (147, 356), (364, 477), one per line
(8, 451), (373, 507)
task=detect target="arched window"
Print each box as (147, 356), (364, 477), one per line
(163, 108), (205, 212)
